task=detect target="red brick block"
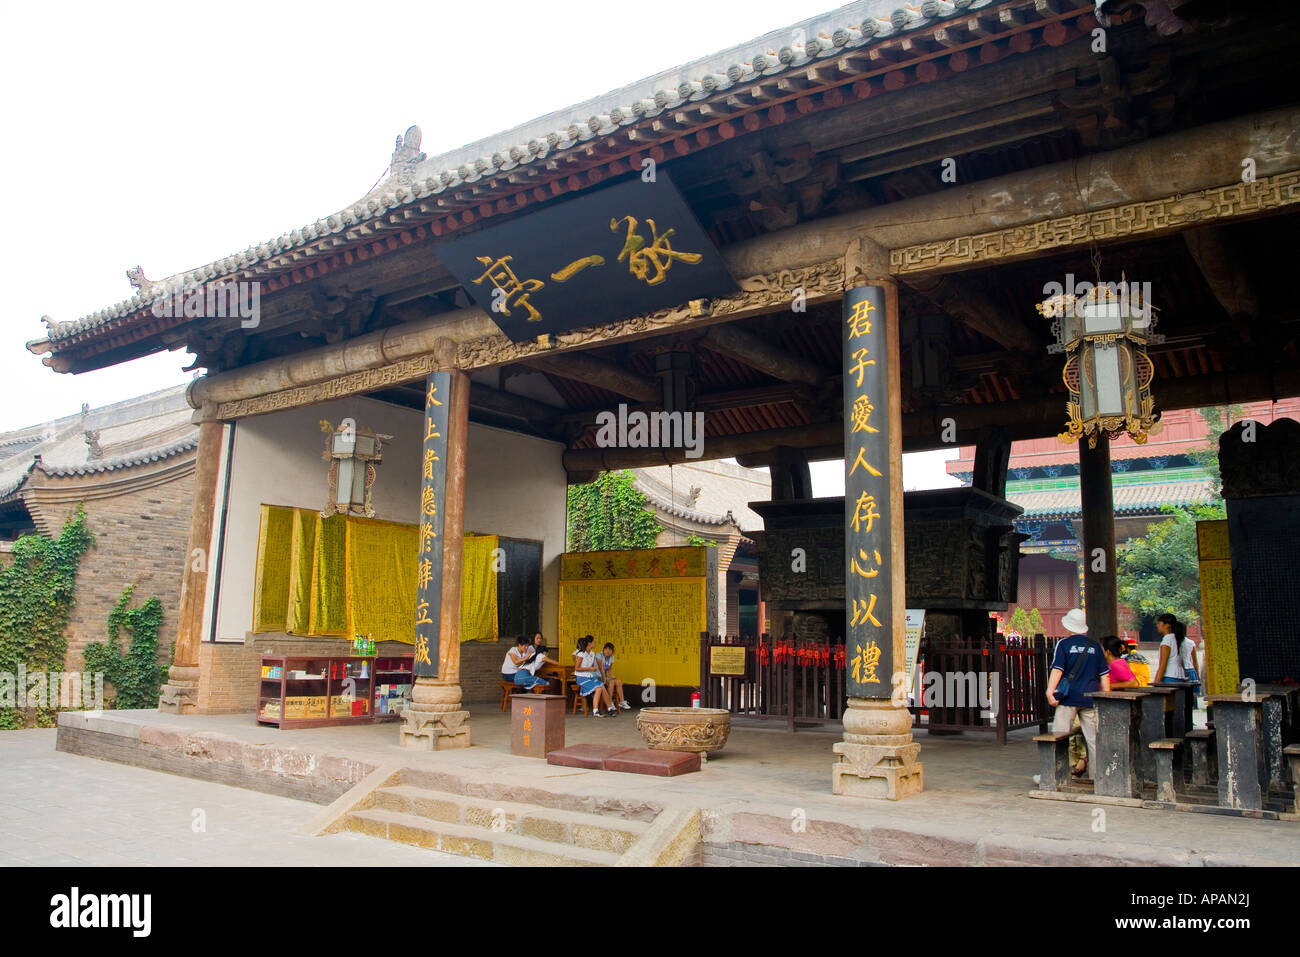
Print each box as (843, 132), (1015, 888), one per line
(546, 744), (632, 770)
(603, 748), (700, 776)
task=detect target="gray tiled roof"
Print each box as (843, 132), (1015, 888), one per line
(0, 386), (197, 501)
(30, 0), (1009, 352)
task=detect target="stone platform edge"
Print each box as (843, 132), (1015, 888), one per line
(54, 712), (1292, 867)
(56, 711), (377, 805)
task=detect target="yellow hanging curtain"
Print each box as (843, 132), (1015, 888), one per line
(285, 508), (316, 634)
(460, 534), (499, 643)
(252, 505), (294, 633)
(309, 513), (348, 635)
(345, 516), (419, 644)
(254, 507), (500, 644)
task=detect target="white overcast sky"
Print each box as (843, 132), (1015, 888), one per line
(0, 0), (957, 490)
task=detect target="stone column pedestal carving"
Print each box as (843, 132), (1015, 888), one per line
(400, 678), (470, 749)
(158, 664), (200, 715)
(832, 697), (923, 799)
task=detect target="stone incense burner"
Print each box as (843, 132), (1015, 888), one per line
(636, 707), (731, 758)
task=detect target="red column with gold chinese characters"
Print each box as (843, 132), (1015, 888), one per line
(832, 274), (923, 799)
(400, 369), (471, 749)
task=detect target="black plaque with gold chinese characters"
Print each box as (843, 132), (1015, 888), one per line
(414, 371), (450, 678)
(842, 286), (892, 699)
(436, 175), (736, 342)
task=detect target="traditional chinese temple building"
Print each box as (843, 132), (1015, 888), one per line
(28, 0), (1300, 799)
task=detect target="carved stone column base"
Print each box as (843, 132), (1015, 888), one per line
(400, 707), (471, 749)
(400, 678), (470, 749)
(158, 664), (200, 714)
(832, 741), (923, 800)
(832, 698), (923, 800)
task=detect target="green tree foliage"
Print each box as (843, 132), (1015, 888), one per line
(83, 586), (165, 711)
(1007, 606), (1046, 637)
(1187, 404), (1245, 502)
(566, 471), (661, 551)
(0, 506), (94, 728)
(1117, 503), (1224, 630)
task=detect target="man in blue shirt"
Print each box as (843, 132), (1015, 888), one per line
(1046, 608), (1110, 777)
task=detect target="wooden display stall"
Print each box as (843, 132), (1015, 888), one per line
(257, 654), (414, 728)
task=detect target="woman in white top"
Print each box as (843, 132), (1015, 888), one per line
(1154, 613), (1198, 691)
(573, 635), (616, 716)
(502, 635), (552, 691)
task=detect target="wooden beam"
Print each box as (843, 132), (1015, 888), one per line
(530, 353), (660, 402)
(567, 364), (1300, 473)
(468, 382), (563, 426)
(701, 324), (828, 385)
(554, 382), (815, 426)
(1182, 226), (1260, 321)
(723, 106), (1300, 278)
(905, 273), (1042, 353)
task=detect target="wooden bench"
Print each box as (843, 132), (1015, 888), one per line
(1185, 728), (1216, 786)
(1150, 739), (1184, 804)
(1033, 730), (1073, 792)
(1285, 744), (1300, 815)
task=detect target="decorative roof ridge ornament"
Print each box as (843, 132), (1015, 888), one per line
(126, 265), (155, 300)
(351, 126), (427, 207)
(1038, 274), (1162, 449)
(388, 125), (426, 187)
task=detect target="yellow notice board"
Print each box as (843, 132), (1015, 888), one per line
(559, 547), (707, 686)
(1197, 519), (1239, 695)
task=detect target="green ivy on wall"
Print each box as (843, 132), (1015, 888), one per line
(0, 506), (94, 729)
(83, 586), (165, 711)
(566, 470), (661, 552)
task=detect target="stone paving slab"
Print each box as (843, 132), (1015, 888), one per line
(47, 707), (1300, 866)
(0, 729), (495, 867)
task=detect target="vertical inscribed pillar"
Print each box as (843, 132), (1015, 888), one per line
(1078, 435), (1117, 639)
(832, 266), (922, 799)
(159, 418), (224, 714)
(400, 369), (471, 749)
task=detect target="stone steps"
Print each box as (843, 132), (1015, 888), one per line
(370, 785), (651, 854)
(346, 807), (622, 866)
(339, 779), (658, 865)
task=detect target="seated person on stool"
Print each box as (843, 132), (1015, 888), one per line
(502, 635), (553, 693)
(599, 642), (631, 711)
(574, 635), (616, 717)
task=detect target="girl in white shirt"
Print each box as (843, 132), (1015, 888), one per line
(1155, 614), (1198, 691)
(573, 635), (615, 716)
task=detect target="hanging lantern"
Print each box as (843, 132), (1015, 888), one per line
(319, 420), (391, 517)
(1037, 277), (1162, 447)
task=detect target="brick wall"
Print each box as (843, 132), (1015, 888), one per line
(24, 462), (194, 673)
(462, 636), (519, 704)
(701, 842), (879, 867)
